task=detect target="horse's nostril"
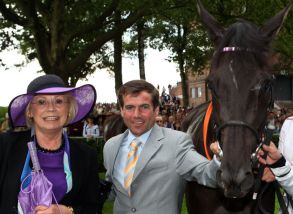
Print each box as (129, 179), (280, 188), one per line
(241, 171), (254, 193)
(217, 169), (254, 198)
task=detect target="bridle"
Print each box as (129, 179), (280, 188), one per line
(216, 120), (261, 145)
(203, 102), (263, 161)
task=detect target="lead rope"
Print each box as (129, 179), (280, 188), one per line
(203, 102), (213, 160)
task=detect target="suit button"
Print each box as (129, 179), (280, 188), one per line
(131, 207), (136, 212)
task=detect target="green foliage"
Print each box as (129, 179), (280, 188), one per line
(0, 106), (8, 121)
(1, 0), (292, 88)
(0, 0), (156, 85)
(198, 0), (293, 73)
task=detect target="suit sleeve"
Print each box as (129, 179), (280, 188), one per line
(175, 133), (219, 188)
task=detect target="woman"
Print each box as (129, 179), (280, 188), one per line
(83, 116), (100, 140)
(0, 74), (100, 213)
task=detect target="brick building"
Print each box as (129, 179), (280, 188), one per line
(170, 69), (210, 107)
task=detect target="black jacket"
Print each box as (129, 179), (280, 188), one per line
(0, 130), (100, 214)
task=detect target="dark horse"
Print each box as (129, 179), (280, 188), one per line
(181, 1), (291, 213)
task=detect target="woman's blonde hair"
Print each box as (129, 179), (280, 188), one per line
(25, 93), (78, 128)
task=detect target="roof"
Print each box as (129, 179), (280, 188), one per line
(274, 100), (293, 110)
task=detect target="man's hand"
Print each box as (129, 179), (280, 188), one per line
(257, 142), (282, 165)
(262, 167), (276, 182)
(210, 141), (223, 161)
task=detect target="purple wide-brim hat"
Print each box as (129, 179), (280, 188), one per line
(8, 74), (96, 128)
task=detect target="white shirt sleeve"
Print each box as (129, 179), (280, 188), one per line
(278, 117), (293, 163)
(271, 162), (293, 196)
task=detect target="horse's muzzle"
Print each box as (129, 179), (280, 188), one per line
(216, 168), (254, 198)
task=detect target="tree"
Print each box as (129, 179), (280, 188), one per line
(148, 1), (212, 107)
(0, 0), (154, 85)
(200, 0), (293, 73)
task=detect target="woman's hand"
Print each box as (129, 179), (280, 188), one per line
(35, 204), (73, 214)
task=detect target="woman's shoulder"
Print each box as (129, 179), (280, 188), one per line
(0, 129), (30, 141)
(69, 138), (96, 154)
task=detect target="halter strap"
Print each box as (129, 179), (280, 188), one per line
(203, 102), (213, 160)
(222, 46), (255, 52)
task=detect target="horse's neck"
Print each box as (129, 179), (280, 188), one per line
(186, 102), (216, 157)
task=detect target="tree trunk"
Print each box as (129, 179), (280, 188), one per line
(114, 10), (123, 100)
(137, 20), (146, 80)
(176, 24), (189, 107)
(179, 59), (189, 108)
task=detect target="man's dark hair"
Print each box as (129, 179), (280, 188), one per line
(118, 80), (159, 109)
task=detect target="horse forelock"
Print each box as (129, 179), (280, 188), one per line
(220, 21), (270, 53)
(211, 21), (272, 73)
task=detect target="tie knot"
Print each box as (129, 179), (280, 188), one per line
(130, 138), (141, 150)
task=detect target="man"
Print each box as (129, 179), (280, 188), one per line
(103, 80), (220, 214)
(166, 115), (175, 129)
(155, 114), (164, 127)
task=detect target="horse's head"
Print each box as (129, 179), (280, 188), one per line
(197, 0), (291, 198)
(103, 114), (127, 141)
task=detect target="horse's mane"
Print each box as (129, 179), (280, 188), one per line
(181, 102), (216, 156)
(103, 114), (127, 141)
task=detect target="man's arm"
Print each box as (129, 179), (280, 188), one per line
(175, 133), (219, 188)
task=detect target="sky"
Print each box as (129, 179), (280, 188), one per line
(0, 48), (181, 107)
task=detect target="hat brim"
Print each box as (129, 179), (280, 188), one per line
(8, 84), (96, 128)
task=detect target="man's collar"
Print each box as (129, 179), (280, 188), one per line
(128, 126), (154, 145)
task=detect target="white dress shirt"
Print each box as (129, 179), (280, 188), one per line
(278, 116), (293, 162)
(113, 128), (152, 187)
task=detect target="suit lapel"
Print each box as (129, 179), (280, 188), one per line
(132, 125), (164, 183)
(109, 131), (129, 195)
(110, 131), (128, 177)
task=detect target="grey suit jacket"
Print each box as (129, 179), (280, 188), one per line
(103, 124), (219, 214)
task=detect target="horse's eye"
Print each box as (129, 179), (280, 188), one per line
(207, 81), (216, 91)
(262, 81), (272, 93)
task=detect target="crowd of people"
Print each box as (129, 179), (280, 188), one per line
(1, 74), (293, 213)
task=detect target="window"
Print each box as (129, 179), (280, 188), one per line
(190, 87), (202, 98)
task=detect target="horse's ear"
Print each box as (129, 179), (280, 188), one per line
(196, 0), (224, 45)
(260, 3), (292, 38)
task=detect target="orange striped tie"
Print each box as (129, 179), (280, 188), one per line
(124, 138), (141, 196)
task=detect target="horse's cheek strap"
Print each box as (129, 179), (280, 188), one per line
(203, 102), (213, 160)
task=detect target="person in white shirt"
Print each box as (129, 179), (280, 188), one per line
(83, 116), (100, 140)
(278, 116), (293, 161)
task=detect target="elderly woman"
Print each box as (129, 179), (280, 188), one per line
(0, 74), (100, 213)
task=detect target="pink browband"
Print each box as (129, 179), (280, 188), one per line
(222, 46), (253, 52)
(222, 47), (243, 52)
